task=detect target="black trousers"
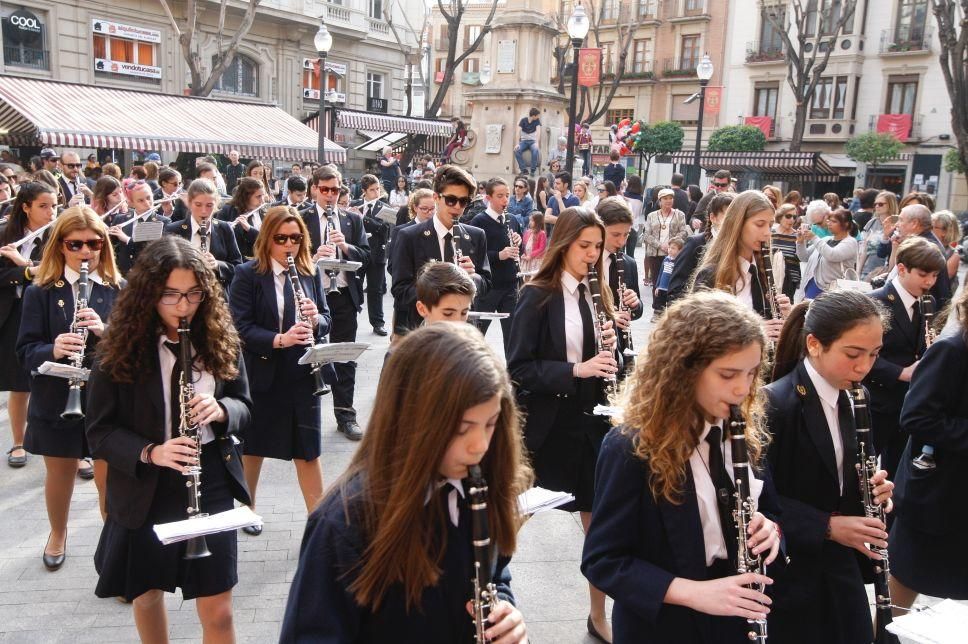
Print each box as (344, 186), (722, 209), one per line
(871, 408), (906, 481)
(475, 284), (517, 353)
(327, 289), (359, 424)
(364, 261), (386, 327)
(624, 228), (638, 257)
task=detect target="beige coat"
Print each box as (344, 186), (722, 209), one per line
(641, 208), (688, 257)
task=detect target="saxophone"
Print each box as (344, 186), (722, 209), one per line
(61, 260), (89, 420)
(466, 465), (497, 643)
(285, 252), (330, 397)
(177, 317), (212, 560)
(586, 265), (617, 399)
(727, 405), (768, 643)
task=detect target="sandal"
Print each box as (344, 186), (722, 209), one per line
(6, 445), (26, 468)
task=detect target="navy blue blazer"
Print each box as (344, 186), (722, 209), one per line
(164, 217), (243, 289)
(878, 231), (951, 307)
(864, 283), (928, 416)
(152, 189), (189, 222)
(86, 350), (252, 530)
(15, 277), (121, 431)
(216, 204), (260, 260)
(229, 261), (335, 394)
(280, 473), (515, 643)
(0, 222), (45, 330)
(582, 427), (783, 643)
(469, 210), (522, 290)
(389, 217), (490, 332)
(763, 362), (873, 644)
(299, 203), (371, 311)
(117, 212), (172, 274)
(352, 198), (392, 264)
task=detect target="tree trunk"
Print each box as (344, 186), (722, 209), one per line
(790, 101), (809, 153)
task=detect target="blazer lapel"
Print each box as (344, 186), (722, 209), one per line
(260, 271), (279, 327)
(887, 283), (917, 345)
(146, 347), (166, 436)
(549, 289), (567, 361)
(658, 468), (708, 580)
(794, 362), (840, 484)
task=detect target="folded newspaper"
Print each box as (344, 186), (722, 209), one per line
(887, 599), (968, 644)
(517, 487), (575, 515)
(37, 361), (90, 381)
(153, 506), (263, 545)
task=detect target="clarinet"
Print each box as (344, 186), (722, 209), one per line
(285, 253), (330, 397)
(912, 296), (938, 471)
(177, 317), (212, 560)
(453, 223), (465, 267)
(466, 465), (497, 644)
(198, 217), (210, 254)
(61, 260), (89, 420)
(323, 205), (341, 295)
(849, 384), (897, 644)
(586, 265), (617, 399)
(728, 405), (768, 643)
(503, 208), (521, 287)
(614, 255), (635, 358)
(758, 242), (781, 320)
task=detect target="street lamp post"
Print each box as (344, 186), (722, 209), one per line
(314, 17), (333, 165)
(692, 53), (714, 185)
(564, 2), (589, 177)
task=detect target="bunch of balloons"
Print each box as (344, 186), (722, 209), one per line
(610, 118), (642, 156)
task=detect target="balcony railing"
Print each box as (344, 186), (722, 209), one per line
(367, 18), (390, 36)
(662, 57), (699, 78)
(879, 27), (932, 54)
(868, 113), (921, 141)
(3, 45), (49, 70)
(745, 41), (785, 64)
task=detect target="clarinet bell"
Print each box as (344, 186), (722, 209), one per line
(61, 384), (84, 420)
(183, 535), (211, 560)
(312, 368), (331, 397)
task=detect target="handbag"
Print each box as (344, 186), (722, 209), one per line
(833, 268), (872, 293)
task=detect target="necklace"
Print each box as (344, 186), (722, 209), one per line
(659, 211), (672, 231)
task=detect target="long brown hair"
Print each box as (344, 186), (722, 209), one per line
(33, 206), (121, 288)
(336, 323), (532, 611)
(694, 190), (774, 293)
(91, 176), (123, 215)
(0, 181), (56, 244)
(252, 207), (315, 275)
(97, 236), (239, 383)
(229, 177), (264, 213)
(619, 290), (769, 504)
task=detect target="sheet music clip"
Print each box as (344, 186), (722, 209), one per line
(593, 404), (623, 418)
(466, 311), (510, 320)
(37, 361), (90, 381)
(297, 342), (370, 366)
(316, 258), (363, 273)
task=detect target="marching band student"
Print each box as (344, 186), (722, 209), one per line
(216, 177), (267, 260)
(582, 291), (783, 642)
(470, 177), (522, 351)
(114, 181), (172, 275)
(281, 323), (532, 643)
(596, 197), (643, 344)
(229, 207), (333, 532)
(300, 166), (370, 442)
(506, 206), (618, 643)
(91, 176), (130, 262)
(415, 261), (477, 325)
(390, 165), (490, 335)
(272, 176), (308, 209)
(864, 237), (943, 478)
(766, 290), (895, 643)
(692, 190), (790, 343)
(164, 179), (242, 293)
(0, 182), (57, 468)
(350, 174), (392, 337)
(16, 207), (123, 569)
(666, 192), (733, 306)
(154, 168), (188, 222)
(889, 282), (968, 608)
(86, 235), (250, 639)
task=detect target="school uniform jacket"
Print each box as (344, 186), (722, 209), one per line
(117, 212), (172, 274)
(351, 198), (392, 265)
(763, 362), (873, 644)
(606, 251), (644, 320)
(228, 261), (336, 392)
(692, 264), (770, 320)
(582, 427), (784, 643)
(163, 218), (243, 288)
(85, 351), (252, 530)
(389, 217), (490, 332)
(0, 223), (44, 330)
(152, 189), (189, 222)
(299, 202), (371, 311)
(215, 204), (260, 260)
(15, 277), (121, 432)
(469, 210), (523, 291)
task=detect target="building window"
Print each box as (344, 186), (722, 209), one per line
(367, 72), (385, 100)
(434, 57), (446, 75)
(810, 75), (849, 119)
(753, 83), (779, 120)
(636, 0), (657, 19)
(895, 0), (928, 45)
(680, 35), (700, 70)
(684, 0), (703, 13)
(302, 60), (343, 100)
(214, 54), (258, 96)
(806, 0), (854, 37)
(368, 0), (383, 20)
(759, 7), (785, 54)
(671, 94), (699, 125)
(601, 0), (620, 21)
(462, 58), (479, 73)
(1, 7), (49, 70)
(632, 39), (651, 74)
(600, 42), (613, 75)
(436, 24), (450, 51)
(606, 108), (634, 125)
(886, 74), (918, 115)
(463, 25), (481, 48)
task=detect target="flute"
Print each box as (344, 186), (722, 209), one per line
(117, 195), (184, 231)
(228, 203), (268, 229)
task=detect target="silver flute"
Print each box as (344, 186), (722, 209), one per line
(61, 260), (89, 420)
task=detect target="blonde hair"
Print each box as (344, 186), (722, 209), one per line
(931, 210), (962, 247)
(33, 206), (121, 287)
(186, 178), (220, 207)
(619, 290), (769, 504)
(408, 188), (435, 220)
(695, 190), (774, 293)
(876, 191), (898, 218)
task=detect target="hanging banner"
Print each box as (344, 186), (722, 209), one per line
(744, 116), (773, 138)
(577, 48), (601, 87)
(876, 113), (912, 140)
(704, 86), (722, 115)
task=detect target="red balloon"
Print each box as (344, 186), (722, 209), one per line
(630, 122), (641, 134)
(618, 117), (631, 128)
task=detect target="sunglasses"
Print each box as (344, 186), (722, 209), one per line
(159, 289), (206, 305)
(874, 202), (886, 207)
(63, 163), (83, 169)
(713, 182), (729, 188)
(782, 213), (795, 219)
(316, 186), (340, 195)
(273, 233), (305, 245)
(63, 239), (104, 252)
(514, 184), (527, 189)
(439, 194), (472, 208)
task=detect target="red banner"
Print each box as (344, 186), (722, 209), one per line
(876, 113), (912, 140)
(744, 116), (773, 138)
(704, 86), (722, 115)
(577, 48), (601, 87)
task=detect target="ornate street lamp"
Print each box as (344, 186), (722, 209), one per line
(314, 17), (334, 165)
(692, 53), (714, 185)
(564, 1), (589, 176)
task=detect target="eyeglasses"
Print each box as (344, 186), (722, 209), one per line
(713, 182), (729, 188)
(439, 194), (472, 208)
(415, 205), (435, 213)
(272, 233), (305, 245)
(62, 239), (104, 252)
(159, 289), (206, 305)
(316, 185), (340, 195)
(782, 213), (795, 219)
(63, 163), (82, 169)
(514, 184), (527, 189)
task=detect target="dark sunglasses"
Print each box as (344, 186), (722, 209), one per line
(713, 182), (729, 188)
(514, 184), (527, 189)
(63, 163), (83, 169)
(439, 194), (472, 207)
(782, 213), (795, 219)
(273, 233), (305, 245)
(159, 289), (206, 305)
(63, 239), (104, 252)
(316, 185), (340, 195)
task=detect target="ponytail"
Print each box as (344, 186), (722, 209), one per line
(772, 302), (810, 381)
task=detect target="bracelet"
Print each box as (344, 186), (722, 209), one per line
(277, 334), (284, 349)
(140, 443), (154, 464)
(24, 266), (31, 281)
(146, 444), (156, 465)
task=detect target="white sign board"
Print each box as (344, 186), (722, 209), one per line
(497, 40), (516, 74)
(95, 58), (162, 79)
(92, 19), (161, 43)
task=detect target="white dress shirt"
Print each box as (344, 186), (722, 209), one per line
(890, 276), (918, 321)
(423, 478), (466, 527)
(733, 256), (754, 311)
(158, 335), (215, 445)
(804, 358), (845, 493)
(271, 259), (288, 332)
(560, 270), (593, 365)
(433, 214), (458, 262)
(188, 217), (209, 251)
(315, 204), (349, 289)
(64, 265), (105, 302)
(689, 420), (764, 566)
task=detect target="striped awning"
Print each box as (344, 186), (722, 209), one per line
(665, 151), (839, 182)
(0, 76), (345, 163)
(305, 108), (453, 137)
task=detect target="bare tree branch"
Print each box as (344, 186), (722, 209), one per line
(156, 0), (182, 36)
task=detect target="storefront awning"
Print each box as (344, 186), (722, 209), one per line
(305, 108), (453, 138)
(0, 76), (345, 163)
(665, 151), (839, 182)
(353, 131), (408, 152)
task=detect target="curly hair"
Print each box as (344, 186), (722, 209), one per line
(97, 236), (239, 383)
(618, 290), (769, 505)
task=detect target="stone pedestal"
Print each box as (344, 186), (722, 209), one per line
(461, 0), (566, 183)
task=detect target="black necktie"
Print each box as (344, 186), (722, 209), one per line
(748, 263), (765, 317)
(912, 299), (922, 333)
(439, 482), (467, 528)
(443, 232), (454, 263)
(577, 283), (596, 361)
(706, 426), (739, 565)
(164, 341), (184, 439)
(608, 253), (620, 295)
(365, 203), (373, 220)
(836, 390), (857, 495)
(282, 272), (296, 332)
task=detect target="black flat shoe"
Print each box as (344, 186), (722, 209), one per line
(242, 524), (263, 536)
(42, 534), (66, 571)
(372, 326), (388, 337)
(337, 421), (363, 441)
(77, 458), (94, 480)
(586, 615), (611, 644)
(6, 445), (26, 468)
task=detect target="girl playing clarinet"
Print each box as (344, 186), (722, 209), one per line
(281, 323), (531, 643)
(86, 235), (251, 639)
(582, 290), (782, 643)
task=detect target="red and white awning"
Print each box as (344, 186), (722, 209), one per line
(0, 76), (345, 163)
(306, 108), (453, 137)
